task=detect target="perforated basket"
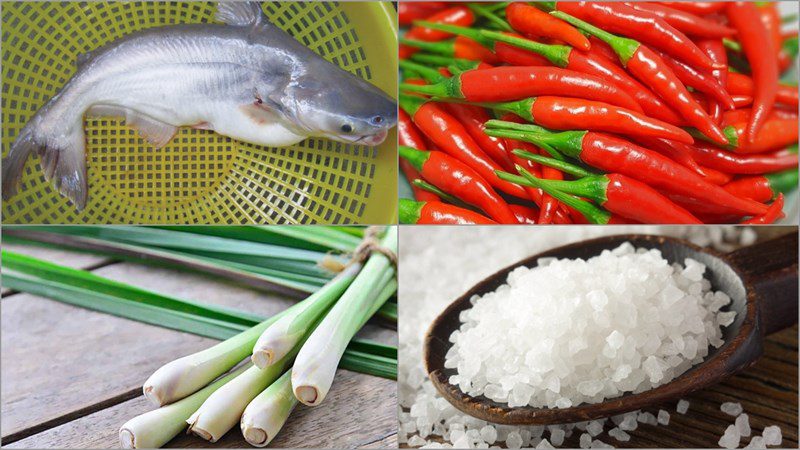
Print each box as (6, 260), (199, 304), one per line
(1, 1), (398, 224)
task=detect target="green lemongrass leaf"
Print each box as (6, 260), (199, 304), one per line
(340, 350), (397, 379)
(376, 301), (398, 323)
(16, 226), (336, 264)
(2, 251), (395, 378)
(2, 232), (324, 296)
(155, 225), (359, 253)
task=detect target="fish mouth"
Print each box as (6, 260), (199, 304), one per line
(325, 129), (389, 146)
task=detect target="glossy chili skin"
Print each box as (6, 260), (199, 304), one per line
(689, 143), (799, 175)
(494, 42), (552, 66)
(510, 204), (539, 224)
(726, 73), (798, 108)
(634, 136), (707, 176)
(400, 36), (499, 63)
(577, 132), (768, 216)
(399, 199), (498, 225)
(565, 48), (686, 125)
(499, 96), (693, 143)
(605, 174), (702, 224)
(400, 146), (518, 224)
(656, 50), (734, 110)
(725, 118), (799, 154)
(554, 2), (718, 70)
(399, 6), (475, 59)
(726, 2), (779, 143)
(724, 171), (798, 202)
(443, 103), (514, 171)
(506, 2), (590, 51)
(742, 194), (785, 224)
(626, 46), (728, 145)
(398, 109), (439, 202)
(698, 39), (729, 124)
(398, 2), (448, 27)
(454, 67), (642, 111)
(401, 96), (529, 199)
(658, 2), (727, 15)
(624, 3), (735, 39)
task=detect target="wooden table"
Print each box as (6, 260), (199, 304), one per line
(1, 243), (397, 448)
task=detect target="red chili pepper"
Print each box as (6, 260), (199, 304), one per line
(634, 136), (707, 177)
(658, 2), (727, 16)
(485, 122), (770, 216)
(398, 2), (449, 27)
(546, 2), (721, 70)
(477, 28), (686, 125)
(700, 167), (733, 186)
(724, 170), (799, 203)
(555, 11), (729, 145)
(726, 72), (798, 109)
(399, 6), (475, 59)
(442, 103), (515, 171)
(624, 3), (736, 39)
(486, 96), (693, 143)
(697, 39), (729, 124)
(498, 168), (639, 224)
(400, 95), (529, 199)
(398, 109), (440, 202)
(400, 36), (500, 64)
(493, 41), (552, 66)
(400, 146), (519, 224)
(688, 142), (799, 175)
(723, 117), (799, 154)
(503, 161), (702, 224)
(758, 3), (783, 58)
(499, 113), (562, 225)
(655, 50), (735, 110)
(506, 2), (591, 51)
(399, 198), (498, 225)
(741, 194), (785, 224)
(726, 2), (779, 143)
(401, 66), (642, 112)
(586, 36), (621, 65)
(510, 204), (539, 224)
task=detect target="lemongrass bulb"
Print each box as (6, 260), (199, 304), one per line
(186, 363), (284, 442)
(240, 370), (298, 447)
(119, 366), (245, 449)
(292, 230), (397, 406)
(252, 264), (361, 369)
(143, 323), (267, 406)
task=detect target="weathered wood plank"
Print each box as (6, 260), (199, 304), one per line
(1, 258), (395, 446)
(7, 369), (396, 449)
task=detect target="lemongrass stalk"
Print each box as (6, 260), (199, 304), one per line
(185, 361), (287, 443)
(251, 263), (363, 368)
(119, 365), (247, 449)
(291, 227), (397, 406)
(240, 369), (298, 447)
(143, 268), (356, 406)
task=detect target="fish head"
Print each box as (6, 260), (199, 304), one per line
(277, 71), (397, 147)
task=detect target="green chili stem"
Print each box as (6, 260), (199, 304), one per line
(511, 150), (596, 178)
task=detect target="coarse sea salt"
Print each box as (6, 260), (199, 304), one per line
(445, 244), (733, 409)
(736, 414), (751, 437)
(676, 399), (690, 414)
(721, 402), (744, 416)
(719, 424), (741, 449)
(399, 227), (753, 449)
(762, 425), (782, 446)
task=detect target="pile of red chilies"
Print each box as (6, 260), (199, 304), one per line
(398, 1), (799, 225)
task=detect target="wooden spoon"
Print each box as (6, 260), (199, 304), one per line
(424, 233), (797, 425)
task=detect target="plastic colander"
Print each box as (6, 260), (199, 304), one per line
(1, 2), (397, 224)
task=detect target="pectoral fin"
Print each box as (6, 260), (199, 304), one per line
(87, 105), (177, 149)
(215, 2), (265, 27)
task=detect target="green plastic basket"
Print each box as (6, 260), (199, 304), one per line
(1, 1), (398, 224)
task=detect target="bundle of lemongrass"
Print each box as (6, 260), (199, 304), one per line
(119, 226), (397, 448)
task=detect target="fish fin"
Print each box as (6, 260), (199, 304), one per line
(2, 115), (89, 210)
(87, 105), (177, 149)
(215, 2), (264, 27)
(125, 113), (178, 149)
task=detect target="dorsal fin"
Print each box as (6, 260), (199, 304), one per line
(215, 2), (264, 27)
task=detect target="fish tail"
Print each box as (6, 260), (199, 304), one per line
(2, 97), (88, 210)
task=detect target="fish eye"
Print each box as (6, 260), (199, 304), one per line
(371, 115), (383, 125)
(340, 124), (353, 133)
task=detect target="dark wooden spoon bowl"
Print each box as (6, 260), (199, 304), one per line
(424, 233), (798, 425)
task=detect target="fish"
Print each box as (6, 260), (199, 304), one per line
(1, 2), (397, 210)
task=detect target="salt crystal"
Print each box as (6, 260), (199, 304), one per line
(480, 426), (497, 445)
(591, 439), (615, 449)
(580, 433), (592, 448)
(736, 414), (751, 437)
(550, 428), (565, 446)
(619, 414), (638, 431)
(746, 436), (767, 449)
(676, 399), (690, 414)
(608, 427), (630, 442)
(718, 424), (741, 449)
(506, 431), (523, 449)
(587, 420), (604, 437)
(657, 410), (670, 425)
(536, 439), (554, 449)
(721, 402), (743, 416)
(762, 425), (782, 446)
(408, 436), (428, 447)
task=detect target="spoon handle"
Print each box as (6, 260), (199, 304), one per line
(727, 232), (798, 335)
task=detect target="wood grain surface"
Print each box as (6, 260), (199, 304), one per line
(1, 244), (397, 448)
